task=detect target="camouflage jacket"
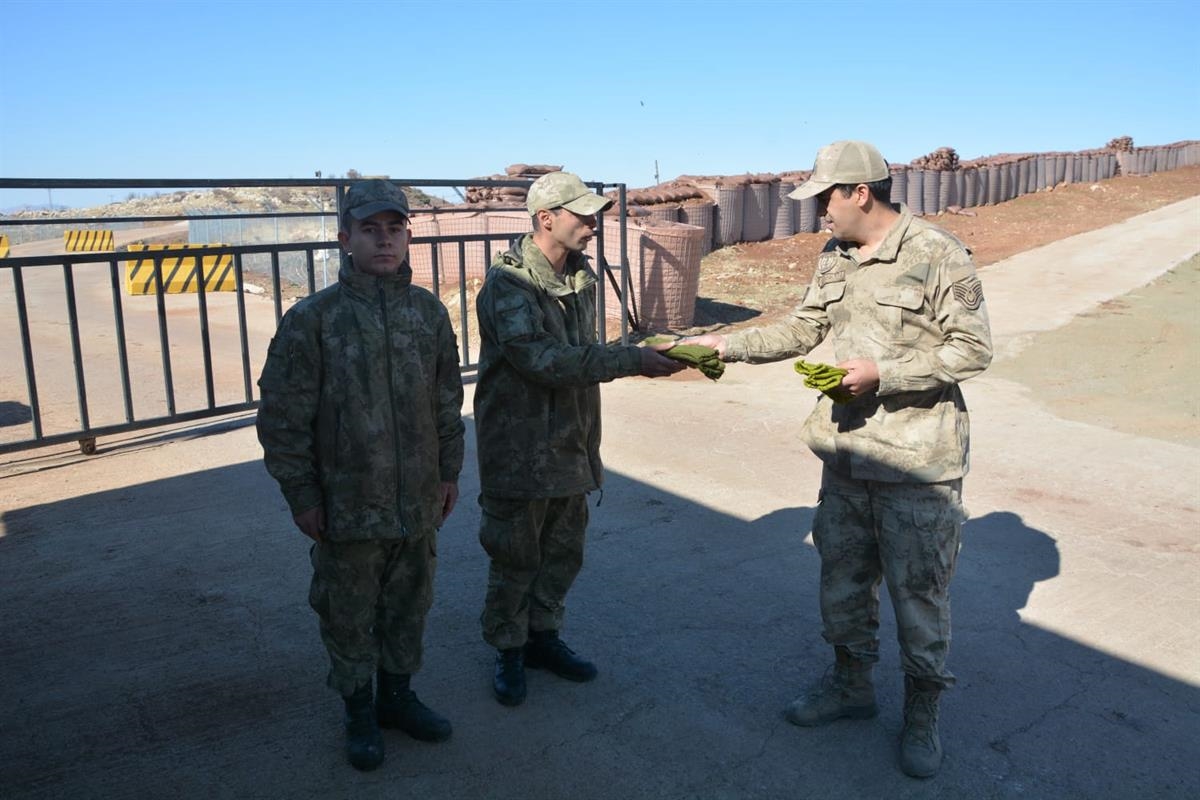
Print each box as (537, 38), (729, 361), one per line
(257, 258), (465, 540)
(473, 234), (642, 499)
(724, 205), (992, 483)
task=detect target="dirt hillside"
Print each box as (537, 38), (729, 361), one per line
(691, 166), (1200, 330)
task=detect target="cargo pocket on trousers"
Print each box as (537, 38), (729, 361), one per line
(478, 495), (540, 571)
(911, 501), (961, 592)
(307, 542), (330, 618)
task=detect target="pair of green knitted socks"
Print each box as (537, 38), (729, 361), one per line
(643, 337), (724, 381)
(794, 360), (854, 404)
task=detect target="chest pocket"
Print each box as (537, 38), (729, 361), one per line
(873, 285), (927, 342)
(385, 305), (438, 385)
(811, 279), (846, 309)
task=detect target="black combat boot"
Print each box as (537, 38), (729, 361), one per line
(524, 630), (598, 682)
(343, 682), (384, 771)
(493, 647), (527, 707)
(376, 671), (452, 742)
(784, 645), (878, 727)
(900, 675), (944, 778)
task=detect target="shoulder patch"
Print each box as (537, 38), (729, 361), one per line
(817, 253), (840, 274)
(952, 276), (984, 310)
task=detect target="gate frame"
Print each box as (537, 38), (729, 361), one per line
(0, 177), (632, 455)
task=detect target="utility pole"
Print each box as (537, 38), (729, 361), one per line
(654, 160), (660, 185)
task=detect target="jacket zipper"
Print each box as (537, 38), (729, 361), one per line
(568, 291), (604, 491)
(380, 285), (405, 535)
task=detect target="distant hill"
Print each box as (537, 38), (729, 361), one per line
(4, 185), (447, 221)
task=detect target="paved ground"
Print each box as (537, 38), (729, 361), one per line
(1, 199), (1197, 799)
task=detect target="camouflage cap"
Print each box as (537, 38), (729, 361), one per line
(343, 179), (410, 220)
(789, 140), (890, 200)
(526, 171), (613, 216)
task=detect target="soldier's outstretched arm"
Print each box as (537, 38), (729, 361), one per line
(677, 333), (728, 359)
(638, 343), (686, 377)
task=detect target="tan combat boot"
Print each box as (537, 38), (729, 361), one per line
(899, 675), (943, 778)
(785, 645), (878, 726)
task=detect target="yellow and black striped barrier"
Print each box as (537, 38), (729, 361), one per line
(123, 243), (237, 295)
(64, 229), (115, 252)
(0, 234), (9, 258)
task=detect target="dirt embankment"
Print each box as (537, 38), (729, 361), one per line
(691, 166), (1200, 330)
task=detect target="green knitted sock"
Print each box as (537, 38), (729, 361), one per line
(794, 360), (853, 403)
(643, 337), (724, 381)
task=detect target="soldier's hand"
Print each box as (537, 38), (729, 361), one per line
(638, 346), (686, 377)
(838, 358), (880, 397)
(293, 505), (326, 543)
(439, 481), (459, 524)
(677, 333), (728, 359)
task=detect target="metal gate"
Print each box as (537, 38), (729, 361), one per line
(0, 177), (632, 455)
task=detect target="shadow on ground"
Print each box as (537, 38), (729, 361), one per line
(0, 460), (1195, 799)
(0, 400), (32, 428)
(691, 297), (763, 327)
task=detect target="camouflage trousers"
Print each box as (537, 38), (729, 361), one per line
(308, 534), (436, 697)
(811, 466), (964, 688)
(478, 494), (588, 650)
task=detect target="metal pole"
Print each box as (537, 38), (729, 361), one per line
(321, 198), (328, 288)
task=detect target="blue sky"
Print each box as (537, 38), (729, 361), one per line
(1, 0), (1197, 208)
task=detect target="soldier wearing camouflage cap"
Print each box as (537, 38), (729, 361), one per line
(257, 179), (465, 771)
(682, 141), (993, 779)
(473, 171), (683, 707)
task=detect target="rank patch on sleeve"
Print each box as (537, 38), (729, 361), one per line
(952, 276), (984, 310)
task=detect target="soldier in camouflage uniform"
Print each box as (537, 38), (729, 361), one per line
(683, 141), (992, 778)
(257, 179), (465, 771)
(473, 171), (683, 707)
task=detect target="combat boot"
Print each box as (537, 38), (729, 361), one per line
(899, 675), (943, 778)
(784, 645), (878, 727)
(342, 682), (384, 771)
(493, 647), (527, 707)
(376, 671), (452, 742)
(525, 630), (598, 682)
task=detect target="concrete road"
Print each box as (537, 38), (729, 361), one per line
(0, 199), (1197, 799)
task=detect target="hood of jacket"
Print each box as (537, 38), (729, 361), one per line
(494, 235), (597, 298)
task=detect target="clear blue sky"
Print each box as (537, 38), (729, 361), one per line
(2, 0), (1197, 209)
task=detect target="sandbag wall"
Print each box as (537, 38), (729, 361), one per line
(622, 183), (715, 257)
(407, 162), (561, 288)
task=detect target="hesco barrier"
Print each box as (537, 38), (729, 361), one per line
(407, 208), (531, 290)
(64, 229), (115, 251)
(123, 244), (236, 294)
(771, 180), (795, 239)
(677, 199), (714, 257)
(591, 219), (705, 331)
(624, 140), (1200, 249)
(741, 182), (771, 242)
